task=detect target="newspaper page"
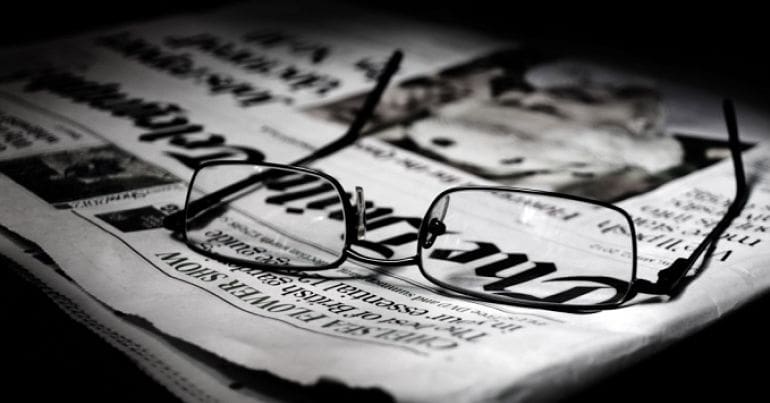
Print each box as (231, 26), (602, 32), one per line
(0, 228), (267, 402)
(2, 224), (408, 402)
(1, 1), (769, 402)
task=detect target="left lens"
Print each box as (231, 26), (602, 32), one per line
(418, 188), (635, 308)
(184, 163), (348, 269)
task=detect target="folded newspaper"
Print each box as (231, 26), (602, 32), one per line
(1, 1), (769, 401)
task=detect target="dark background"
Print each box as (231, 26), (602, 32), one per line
(1, 1), (768, 401)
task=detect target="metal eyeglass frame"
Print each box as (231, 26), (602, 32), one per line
(164, 49), (749, 310)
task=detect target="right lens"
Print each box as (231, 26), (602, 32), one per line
(418, 188), (635, 308)
(184, 163), (348, 269)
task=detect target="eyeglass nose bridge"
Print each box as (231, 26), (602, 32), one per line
(344, 191), (450, 266)
(346, 248), (417, 267)
(345, 185), (418, 267)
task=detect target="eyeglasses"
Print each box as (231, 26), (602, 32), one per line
(164, 50), (749, 311)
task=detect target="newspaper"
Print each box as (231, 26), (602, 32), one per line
(1, 1), (769, 402)
(0, 228), (264, 402)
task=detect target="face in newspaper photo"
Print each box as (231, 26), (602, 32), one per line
(308, 48), (739, 202)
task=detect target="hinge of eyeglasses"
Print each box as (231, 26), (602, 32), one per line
(633, 258), (690, 295)
(163, 211), (184, 233)
(355, 186), (366, 240)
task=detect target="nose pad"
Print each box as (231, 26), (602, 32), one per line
(355, 186), (366, 240)
(421, 194), (450, 248)
(422, 218), (446, 248)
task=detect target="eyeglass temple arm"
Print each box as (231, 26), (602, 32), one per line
(634, 99), (749, 295)
(291, 50), (403, 166)
(163, 50), (402, 232)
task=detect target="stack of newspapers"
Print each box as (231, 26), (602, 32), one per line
(1, 2), (769, 401)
